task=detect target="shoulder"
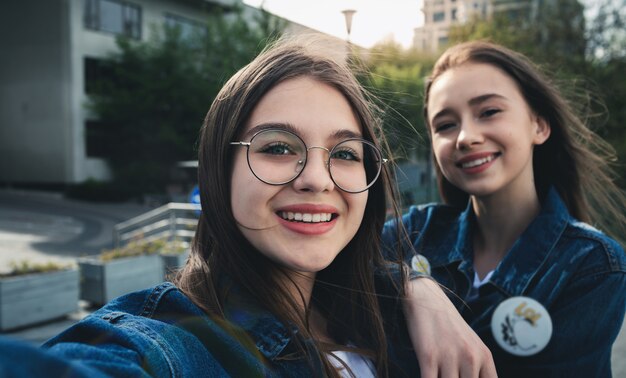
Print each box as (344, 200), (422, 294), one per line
(47, 282), (204, 345)
(44, 283), (233, 376)
(97, 282), (201, 318)
(561, 220), (626, 274)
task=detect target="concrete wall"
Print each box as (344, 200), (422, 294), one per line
(0, 0), (73, 183)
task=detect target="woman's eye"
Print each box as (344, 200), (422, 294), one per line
(434, 123), (455, 133)
(332, 149), (360, 161)
(481, 108), (501, 118)
(260, 142), (294, 155)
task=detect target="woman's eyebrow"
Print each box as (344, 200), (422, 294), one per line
(468, 93), (507, 106)
(243, 122), (298, 139)
(331, 129), (362, 140)
(243, 123), (363, 141)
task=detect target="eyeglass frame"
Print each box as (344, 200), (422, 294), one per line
(230, 128), (387, 193)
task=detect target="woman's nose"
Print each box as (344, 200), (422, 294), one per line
(456, 120), (484, 150)
(291, 147), (335, 193)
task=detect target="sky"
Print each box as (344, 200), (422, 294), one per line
(243, 0), (424, 48)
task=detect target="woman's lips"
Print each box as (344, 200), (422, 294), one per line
(275, 204), (339, 235)
(456, 152), (501, 174)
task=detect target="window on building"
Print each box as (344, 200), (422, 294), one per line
(85, 120), (112, 158)
(84, 0), (141, 39)
(164, 13), (206, 41)
(433, 11), (445, 22)
(438, 36), (449, 47)
(84, 57), (117, 95)
(451, 8), (458, 21)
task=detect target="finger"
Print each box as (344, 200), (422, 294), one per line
(417, 352), (439, 378)
(459, 354), (481, 378)
(478, 357), (498, 378)
(440, 359), (460, 378)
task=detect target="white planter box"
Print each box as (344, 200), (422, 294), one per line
(0, 269), (79, 331)
(78, 255), (163, 306)
(160, 250), (189, 278)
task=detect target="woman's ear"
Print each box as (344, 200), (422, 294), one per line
(532, 115), (551, 145)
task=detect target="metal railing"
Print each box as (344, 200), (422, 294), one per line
(113, 203), (201, 247)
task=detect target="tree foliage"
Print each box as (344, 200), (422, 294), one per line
(448, 0), (587, 70)
(87, 7), (284, 195)
(359, 42), (436, 161)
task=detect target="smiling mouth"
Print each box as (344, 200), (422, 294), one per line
(457, 153), (501, 169)
(278, 212), (335, 223)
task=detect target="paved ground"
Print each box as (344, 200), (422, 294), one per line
(0, 188), (625, 375)
(0, 188), (155, 340)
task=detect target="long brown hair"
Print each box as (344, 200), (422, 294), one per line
(423, 41), (626, 240)
(174, 36), (404, 377)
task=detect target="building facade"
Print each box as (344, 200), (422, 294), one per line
(0, 0), (336, 185)
(413, 0), (535, 52)
(0, 0), (249, 184)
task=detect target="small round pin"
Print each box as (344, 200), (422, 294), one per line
(410, 254), (431, 275)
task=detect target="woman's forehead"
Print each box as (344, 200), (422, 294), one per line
(242, 77), (363, 143)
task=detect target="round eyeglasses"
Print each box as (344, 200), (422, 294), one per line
(230, 129), (386, 193)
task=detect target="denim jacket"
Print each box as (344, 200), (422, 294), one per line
(382, 188), (626, 377)
(0, 277), (418, 377)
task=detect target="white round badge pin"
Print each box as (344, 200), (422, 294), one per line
(491, 296), (552, 356)
(410, 254), (431, 275)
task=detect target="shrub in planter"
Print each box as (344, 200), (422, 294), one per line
(0, 260), (79, 331)
(78, 241), (164, 306)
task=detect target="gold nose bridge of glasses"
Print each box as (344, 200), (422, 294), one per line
(296, 146), (332, 168)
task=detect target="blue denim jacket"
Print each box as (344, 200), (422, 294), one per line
(0, 279), (418, 377)
(382, 188), (626, 377)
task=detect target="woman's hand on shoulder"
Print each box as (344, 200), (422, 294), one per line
(403, 278), (497, 378)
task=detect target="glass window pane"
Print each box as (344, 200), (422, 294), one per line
(84, 0), (98, 29)
(100, 0), (124, 34)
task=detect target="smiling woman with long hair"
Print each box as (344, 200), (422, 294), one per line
(384, 40), (626, 377)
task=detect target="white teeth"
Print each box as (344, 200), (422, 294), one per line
(279, 212), (333, 223)
(461, 155), (496, 168)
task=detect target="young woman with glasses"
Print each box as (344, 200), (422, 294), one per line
(0, 36), (495, 377)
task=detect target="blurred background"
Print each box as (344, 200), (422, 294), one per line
(0, 0), (624, 374)
(1, 0), (624, 207)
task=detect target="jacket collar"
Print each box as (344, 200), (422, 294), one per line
(223, 284), (294, 361)
(435, 188), (570, 296)
(490, 188), (569, 295)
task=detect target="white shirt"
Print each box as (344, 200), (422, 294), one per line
(467, 269), (495, 301)
(327, 350), (375, 378)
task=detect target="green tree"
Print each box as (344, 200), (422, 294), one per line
(87, 7), (284, 196)
(449, 0), (587, 70)
(357, 41), (439, 204)
(359, 42), (435, 160)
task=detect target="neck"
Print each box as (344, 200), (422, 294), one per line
(281, 271), (316, 311)
(282, 271), (335, 344)
(471, 185), (541, 278)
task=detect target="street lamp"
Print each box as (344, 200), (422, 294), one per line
(341, 9), (356, 59)
(341, 9), (357, 43)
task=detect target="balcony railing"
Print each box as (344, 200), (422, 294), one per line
(113, 203), (200, 247)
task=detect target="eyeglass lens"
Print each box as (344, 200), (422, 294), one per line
(246, 130), (382, 192)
